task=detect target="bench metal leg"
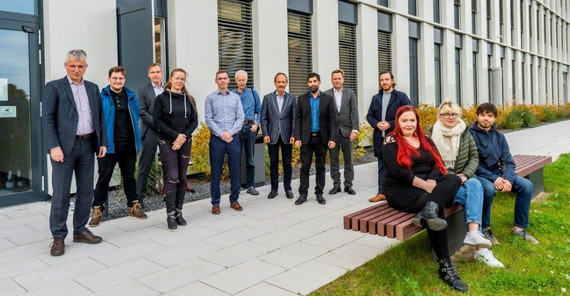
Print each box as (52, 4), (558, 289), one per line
(526, 168), (544, 199)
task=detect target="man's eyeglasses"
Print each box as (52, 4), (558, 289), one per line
(441, 113), (459, 119)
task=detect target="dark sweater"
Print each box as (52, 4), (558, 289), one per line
(153, 90), (198, 141)
(468, 122), (517, 184)
(110, 89), (133, 143)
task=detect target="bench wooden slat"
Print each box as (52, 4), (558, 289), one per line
(351, 203), (389, 231)
(386, 213), (416, 238)
(376, 211), (410, 236)
(343, 203), (385, 230)
(368, 208), (402, 235)
(358, 204), (391, 233)
(513, 155), (552, 178)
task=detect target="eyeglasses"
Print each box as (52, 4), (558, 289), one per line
(441, 113), (459, 119)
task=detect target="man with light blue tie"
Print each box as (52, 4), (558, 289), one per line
(260, 73), (296, 199)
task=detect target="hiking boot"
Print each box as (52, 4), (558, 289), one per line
(129, 201), (147, 219)
(463, 231), (492, 248)
(511, 229), (539, 244)
(482, 227), (500, 245)
(438, 258), (468, 291)
(474, 248), (504, 268)
(89, 206), (102, 227)
(246, 186), (259, 195)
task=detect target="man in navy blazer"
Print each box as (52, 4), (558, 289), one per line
(260, 73), (296, 199)
(366, 71), (411, 202)
(294, 72), (338, 205)
(42, 49), (107, 256)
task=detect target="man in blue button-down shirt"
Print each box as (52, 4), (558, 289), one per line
(205, 70), (245, 215)
(232, 70), (262, 196)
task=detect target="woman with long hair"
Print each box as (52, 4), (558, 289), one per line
(153, 68), (198, 230)
(382, 105), (467, 291)
(431, 100), (503, 267)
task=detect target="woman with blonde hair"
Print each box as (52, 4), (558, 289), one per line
(431, 99), (503, 267)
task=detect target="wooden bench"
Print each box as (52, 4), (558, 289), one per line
(343, 154), (552, 251)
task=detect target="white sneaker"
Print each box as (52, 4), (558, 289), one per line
(464, 231), (492, 248)
(474, 248), (504, 268)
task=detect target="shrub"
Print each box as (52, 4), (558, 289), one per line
(416, 104), (438, 132)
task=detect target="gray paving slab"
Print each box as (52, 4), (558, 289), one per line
(0, 121), (568, 295)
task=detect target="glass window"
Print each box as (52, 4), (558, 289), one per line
(378, 0), (388, 7)
(378, 30), (392, 82)
(409, 38), (419, 106)
(288, 11), (312, 96)
(0, 0), (37, 15)
(339, 22), (358, 98)
(455, 48), (462, 105)
(454, 2), (460, 29)
(433, 0), (440, 23)
(154, 17), (166, 67)
(218, 0), (254, 90)
(473, 53), (478, 104)
(408, 0), (417, 16)
(434, 44), (442, 105)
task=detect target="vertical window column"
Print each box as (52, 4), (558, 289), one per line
(338, 0), (358, 98)
(409, 21), (420, 106)
(287, 0), (313, 96)
(377, 11), (393, 85)
(434, 28), (443, 106)
(455, 34), (463, 105)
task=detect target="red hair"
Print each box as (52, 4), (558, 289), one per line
(390, 106), (447, 175)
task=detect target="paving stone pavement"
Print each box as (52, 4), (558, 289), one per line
(0, 119), (568, 295)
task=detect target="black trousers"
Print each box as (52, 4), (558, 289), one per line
(329, 134), (354, 188)
(136, 128), (158, 199)
(268, 137), (293, 192)
(299, 134), (327, 195)
(93, 141), (138, 210)
(159, 138), (191, 212)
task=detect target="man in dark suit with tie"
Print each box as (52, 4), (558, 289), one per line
(294, 72), (338, 205)
(366, 71), (411, 202)
(42, 49), (108, 256)
(136, 63), (164, 202)
(324, 69), (359, 196)
(260, 73), (296, 199)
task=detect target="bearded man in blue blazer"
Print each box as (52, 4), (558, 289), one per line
(42, 49), (108, 256)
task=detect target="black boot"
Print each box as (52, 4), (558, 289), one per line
(412, 201), (447, 231)
(175, 208), (187, 226)
(438, 258), (468, 291)
(167, 211), (177, 230)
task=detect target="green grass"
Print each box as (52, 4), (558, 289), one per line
(311, 154), (570, 296)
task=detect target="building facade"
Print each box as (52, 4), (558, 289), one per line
(0, 0), (568, 206)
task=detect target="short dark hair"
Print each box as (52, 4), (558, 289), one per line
(476, 102), (498, 117)
(108, 66), (126, 78)
(147, 63), (162, 71)
(215, 70), (228, 78)
(274, 72), (288, 82)
(307, 72), (320, 82)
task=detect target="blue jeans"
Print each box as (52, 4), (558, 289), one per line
(239, 124), (256, 187)
(210, 135), (241, 205)
(453, 178), (483, 226)
(478, 175), (533, 229)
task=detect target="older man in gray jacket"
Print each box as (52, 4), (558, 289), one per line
(324, 69), (359, 195)
(261, 73), (296, 199)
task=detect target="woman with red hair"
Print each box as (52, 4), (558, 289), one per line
(382, 105), (467, 291)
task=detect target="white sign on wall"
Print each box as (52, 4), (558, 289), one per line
(0, 106), (16, 118)
(0, 78), (8, 101)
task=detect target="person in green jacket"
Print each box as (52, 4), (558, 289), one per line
(431, 100), (503, 268)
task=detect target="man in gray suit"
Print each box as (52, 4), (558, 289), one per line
(324, 69), (359, 195)
(136, 63), (164, 202)
(42, 49), (107, 256)
(260, 73), (296, 199)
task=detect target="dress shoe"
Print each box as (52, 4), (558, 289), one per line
(73, 229), (102, 244)
(285, 190), (294, 199)
(369, 193), (386, 202)
(344, 186), (356, 195)
(328, 186), (341, 195)
(246, 186), (259, 195)
(129, 200), (147, 219)
(316, 194), (326, 205)
(268, 191), (278, 199)
(230, 202), (243, 211)
(212, 205), (221, 215)
(89, 206), (102, 227)
(50, 238), (65, 256)
(295, 194), (307, 205)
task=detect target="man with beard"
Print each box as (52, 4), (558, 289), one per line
(469, 102), (539, 245)
(366, 71), (411, 202)
(293, 72), (338, 205)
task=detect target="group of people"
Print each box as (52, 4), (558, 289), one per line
(43, 48), (539, 292)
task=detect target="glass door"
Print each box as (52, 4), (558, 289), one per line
(0, 14), (43, 205)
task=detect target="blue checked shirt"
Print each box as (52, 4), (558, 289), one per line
(205, 90), (245, 137)
(232, 87), (261, 123)
(310, 92), (320, 132)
